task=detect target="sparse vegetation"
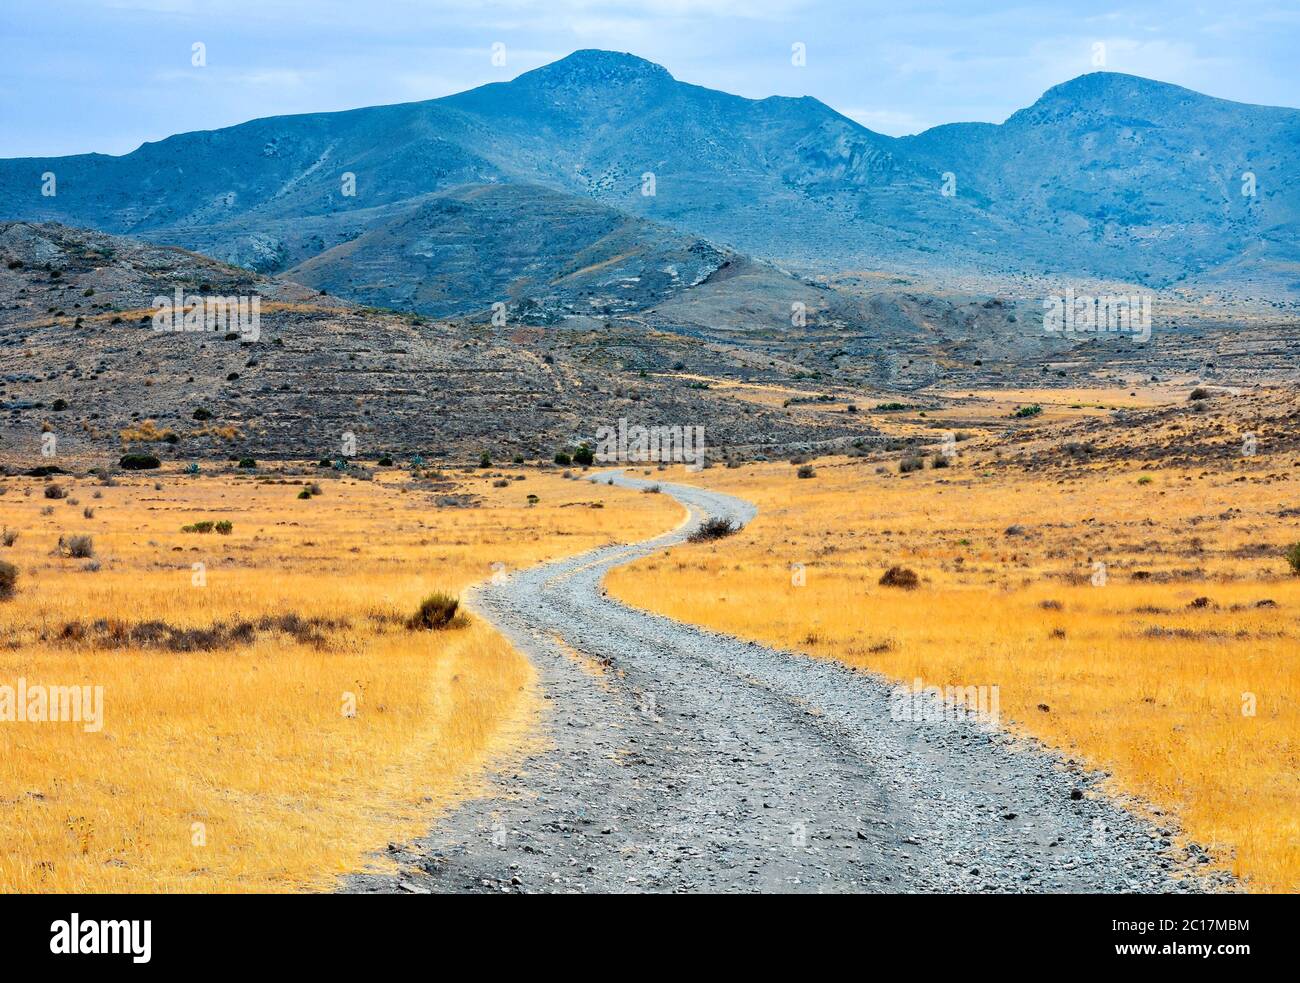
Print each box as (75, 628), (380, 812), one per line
(1286, 543), (1300, 576)
(899, 455), (924, 474)
(1011, 404), (1043, 418)
(0, 560), (17, 600)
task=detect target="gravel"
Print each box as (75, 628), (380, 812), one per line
(345, 470), (1231, 894)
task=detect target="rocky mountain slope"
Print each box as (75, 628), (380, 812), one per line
(0, 222), (875, 465)
(2, 50), (1297, 308)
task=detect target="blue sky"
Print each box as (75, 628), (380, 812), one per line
(4, 0), (1299, 157)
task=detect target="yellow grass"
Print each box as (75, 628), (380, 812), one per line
(608, 448), (1300, 892)
(0, 465), (679, 892)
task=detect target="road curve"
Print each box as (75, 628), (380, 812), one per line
(346, 471), (1223, 894)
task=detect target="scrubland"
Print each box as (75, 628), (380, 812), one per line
(0, 464), (679, 892)
(608, 390), (1300, 892)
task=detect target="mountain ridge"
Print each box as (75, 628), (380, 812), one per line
(2, 49), (1297, 305)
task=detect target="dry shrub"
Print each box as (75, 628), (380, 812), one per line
(879, 566), (920, 589)
(0, 559), (17, 600)
(687, 517), (740, 543)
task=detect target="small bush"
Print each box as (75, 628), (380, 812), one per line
(182, 521), (215, 534)
(378, 456), (394, 467)
(237, 458), (256, 469)
(297, 488), (313, 499)
(83, 507), (95, 519)
(687, 517), (740, 543)
(120, 453), (161, 470)
(215, 521), (233, 535)
(930, 455), (950, 469)
(1, 528), (18, 547)
(44, 483), (67, 500)
(193, 408), (213, 421)
(1285, 543), (1300, 575)
(572, 444), (595, 467)
(553, 451), (572, 466)
(1188, 388), (1211, 401)
(643, 484), (661, 494)
(67, 534), (95, 559)
(0, 560), (17, 600)
(879, 566), (920, 589)
(899, 455), (924, 474)
(1011, 404), (1043, 418)
(406, 592), (459, 631)
(796, 465), (816, 479)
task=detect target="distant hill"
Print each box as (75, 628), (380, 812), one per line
(1, 50), (1297, 306)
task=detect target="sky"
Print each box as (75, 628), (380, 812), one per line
(3, 0), (1299, 158)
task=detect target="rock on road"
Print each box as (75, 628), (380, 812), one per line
(346, 471), (1223, 894)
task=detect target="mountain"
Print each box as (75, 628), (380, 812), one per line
(1, 50), (1298, 305)
(284, 183), (731, 320)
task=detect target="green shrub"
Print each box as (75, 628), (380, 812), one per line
(237, 458), (256, 469)
(1285, 543), (1300, 575)
(215, 521), (233, 535)
(406, 592), (460, 630)
(554, 451), (572, 466)
(899, 455), (924, 474)
(298, 488), (313, 499)
(1011, 404), (1043, 418)
(182, 521), (215, 534)
(572, 444), (595, 467)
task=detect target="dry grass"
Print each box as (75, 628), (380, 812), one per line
(0, 464), (680, 892)
(608, 424), (1300, 893)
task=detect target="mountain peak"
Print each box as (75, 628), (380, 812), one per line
(516, 49), (675, 89)
(1024, 71), (1202, 113)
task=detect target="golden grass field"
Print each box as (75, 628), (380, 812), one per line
(0, 464), (680, 892)
(607, 397), (1300, 893)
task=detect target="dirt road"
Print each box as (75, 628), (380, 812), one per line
(347, 471), (1223, 894)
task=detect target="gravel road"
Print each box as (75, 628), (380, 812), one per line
(346, 471), (1227, 894)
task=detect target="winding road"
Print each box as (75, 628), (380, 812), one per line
(347, 471), (1220, 894)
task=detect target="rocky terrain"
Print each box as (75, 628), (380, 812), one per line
(0, 222), (878, 466)
(2, 221), (1295, 468)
